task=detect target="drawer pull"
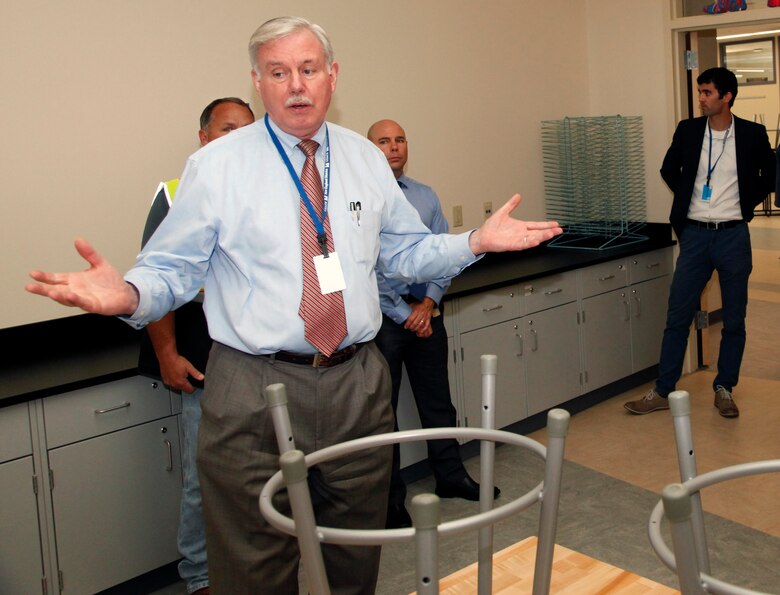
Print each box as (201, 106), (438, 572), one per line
(164, 439), (173, 471)
(633, 295), (642, 317)
(544, 288), (563, 296)
(645, 262), (660, 269)
(598, 274), (615, 282)
(482, 304), (503, 313)
(94, 401), (130, 415)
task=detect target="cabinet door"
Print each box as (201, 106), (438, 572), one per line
(524, 302), (582, 416)
(581, 289), (632, 391)
(48, 416), (182, 594)
(460, 320), (527, 429)
(630, 276), (671, 372)
(0, 456), (45, 595)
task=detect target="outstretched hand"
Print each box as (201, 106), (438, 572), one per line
(26, 238), (139, 316)
(468, 194), (563, 255)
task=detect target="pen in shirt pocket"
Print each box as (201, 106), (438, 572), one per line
(349, 201), (361, 226)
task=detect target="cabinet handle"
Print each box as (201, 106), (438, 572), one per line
(633, 295), (642, 317)
(646, 262), (660, 269)
(544, 288), (563, 296)
(514, 333), (523, 357)
(623, 299), (631, 322)
(94, 401), (130, 415)
(164, 439), (173, 471)
(482, 304), (503, 312)
(598, 274), (615, 281)
(530, 328), (538, 351)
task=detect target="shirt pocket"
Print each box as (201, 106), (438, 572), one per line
(346, 209), (380, 264)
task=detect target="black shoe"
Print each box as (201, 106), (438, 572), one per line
(385, 501), (412, 528)
(435, 475), (500, 501)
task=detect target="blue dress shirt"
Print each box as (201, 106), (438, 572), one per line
(124, 118), (478, 355)
(377, 175), (450, 325)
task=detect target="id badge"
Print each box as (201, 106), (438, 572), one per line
(702, 184), (712, 202)
(313, 251), (347, 294)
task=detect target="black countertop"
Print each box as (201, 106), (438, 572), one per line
(1, 223), (673, 406)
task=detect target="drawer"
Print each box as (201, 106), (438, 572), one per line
(456, 284), (522, 333)
(579, 259), (628, 298)
(44, 376), (172, 448)
(0, 403), (32, 463)
(522, 273), (577, 314)
(629, 248), (673, 284)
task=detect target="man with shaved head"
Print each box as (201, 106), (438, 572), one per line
(368, 119), (499, 530)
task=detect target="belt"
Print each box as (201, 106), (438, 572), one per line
(686, 218), (743, 230)
(266, 343), (362, 368)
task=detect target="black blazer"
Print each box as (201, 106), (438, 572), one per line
(660, 115), (775, 238)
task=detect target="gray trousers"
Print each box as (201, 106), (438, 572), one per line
(198, 341), (394, 594)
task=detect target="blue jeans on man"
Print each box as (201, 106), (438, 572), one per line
(178, 388), (209, 593)
(656, 222), (752, 396)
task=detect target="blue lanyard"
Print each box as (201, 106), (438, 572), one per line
(706, 119), (731, 186)
(265, 114), (332, 255)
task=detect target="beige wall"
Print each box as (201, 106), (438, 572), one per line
(3, 0), (674, 328)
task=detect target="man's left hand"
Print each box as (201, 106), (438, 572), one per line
(468, 194), (562, 255)
(404, 298), (435, 338)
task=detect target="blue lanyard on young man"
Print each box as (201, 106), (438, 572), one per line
(705, 119), (732, 194)
(265, 113), (332, 257)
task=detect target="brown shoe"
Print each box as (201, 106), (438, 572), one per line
(714, 386), (739, 418)
(624, 388), (669, 415)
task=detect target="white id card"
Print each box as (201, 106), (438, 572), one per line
(313, 251), (347, 294)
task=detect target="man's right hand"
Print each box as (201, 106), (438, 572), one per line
(26, 238), (139, 315)
(158, 352), (204, 394)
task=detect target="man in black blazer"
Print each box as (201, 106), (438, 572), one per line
(625, 67), (774, 418)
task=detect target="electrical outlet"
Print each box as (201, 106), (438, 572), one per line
(452, 205), (463, 227)
(483, 201), (493, 220)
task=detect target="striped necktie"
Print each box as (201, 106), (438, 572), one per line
(297, 140), (347, 356)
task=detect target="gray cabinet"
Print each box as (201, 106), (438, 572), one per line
(0, 403), (46, 595)
(580, 248), (673, 392)
(629, 275), (672, 372)
(581, 287), (633, 390)
(0, 376), (182, 594)
(458, 270), (581, 427)
(524, 302), (582, 416)
(42, 376), (182, 594)
(48, 416), (181, 594)
(454, 246), (672, 429)
(460, 318), (528, 428)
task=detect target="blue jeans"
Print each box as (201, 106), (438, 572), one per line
(656, 222), (752, 397)
(178, 387), (208, 593)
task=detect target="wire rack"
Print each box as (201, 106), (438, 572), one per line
(542, 115), (647, 250)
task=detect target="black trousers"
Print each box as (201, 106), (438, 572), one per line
(374, 313), (466, 505)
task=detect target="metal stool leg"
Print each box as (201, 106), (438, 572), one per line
(478, 354), (497, 594)
(532, 408), (570, 595)
(278, 450), (331, 595)
(668, 391), (710, 574)
(662, 483), (706, 594)
(412, 493), (441, 595)
(264, 383), (297, 454)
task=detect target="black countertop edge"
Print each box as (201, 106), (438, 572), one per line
(446, 222), (674, 299)
(1, 223), (673, 406)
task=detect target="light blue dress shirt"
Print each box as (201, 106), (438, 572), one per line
(124, 118), (478, 355)
(377, 175), (451, 325)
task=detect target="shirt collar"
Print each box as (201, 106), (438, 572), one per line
(265, 116), (328, 156)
